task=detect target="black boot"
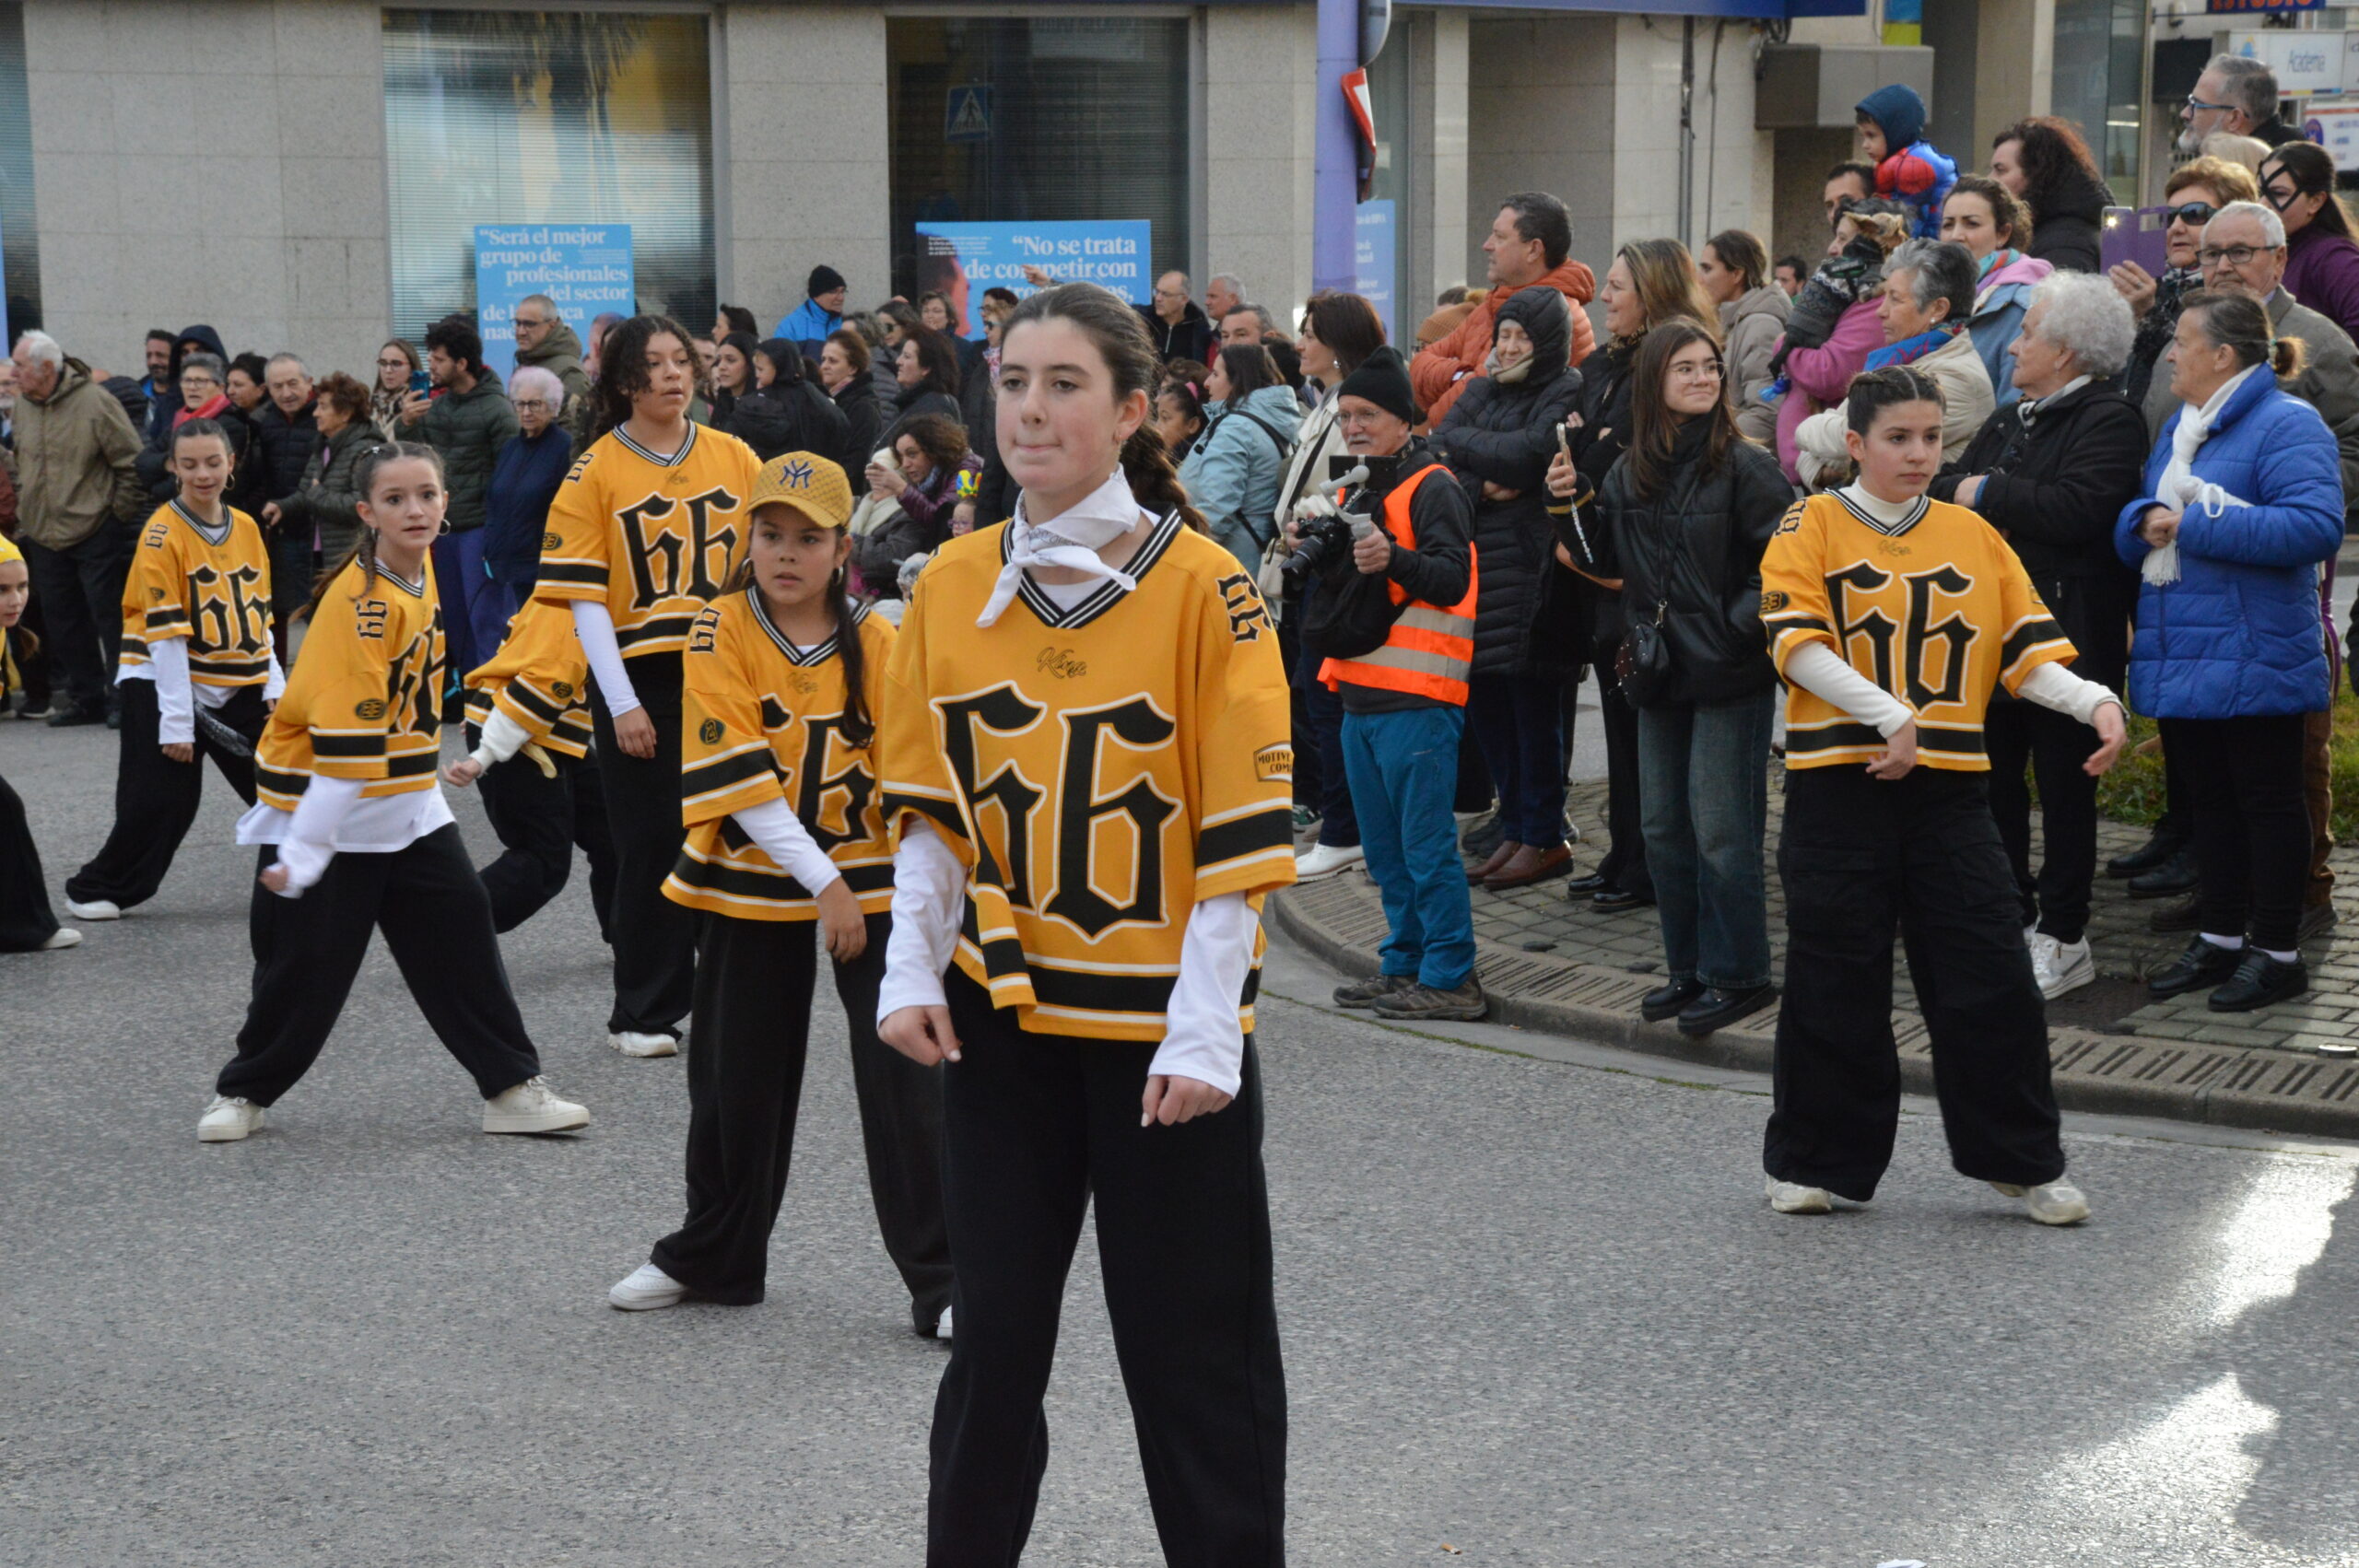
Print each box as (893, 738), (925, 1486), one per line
(2108, 829), (2189, 879)
(2128, 848), (2199, 899)
(1640, 977), (1705, 1023)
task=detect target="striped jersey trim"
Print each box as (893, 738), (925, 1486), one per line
(170, 498), (232, 547)
(1832, 490), (1929, 538)
(1003, 510), (1182, 631)
(611, 422), (698, 468)
(747, 587), (869, 665)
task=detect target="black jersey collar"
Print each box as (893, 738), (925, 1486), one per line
(170, 498), (232, 547)
(1003, 509), (1181, 631)
(613, 421), (698, 469)
(1833, 488), (1930, 538)
(749, 585), (868, 666)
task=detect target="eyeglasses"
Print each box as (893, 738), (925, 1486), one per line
(377, 357), (409, 369)
(2165, 202), (2219, 229)
(2198, 244), (2275, 268)
(514, 317), (550, 330)
(512, 398), (557, 413)
(2184, 94), (2236, 114)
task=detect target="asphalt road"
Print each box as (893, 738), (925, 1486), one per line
(6, 717), (2359, 1567)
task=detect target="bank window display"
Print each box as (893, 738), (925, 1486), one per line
(381, 11), (715, 344)
(887, 17), (1191, 309)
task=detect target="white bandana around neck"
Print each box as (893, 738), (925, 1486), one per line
(975, 468), (1155, 628)
(2147, 362), (2265, 587)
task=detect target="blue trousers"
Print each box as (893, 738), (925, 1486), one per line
(431, 527), (493, 685)
(1342, 704), (1475, 989)
(1293, 580), (1359, 848)
(1467, 673), (1566, 848)
(1636, 695), (1774, 990)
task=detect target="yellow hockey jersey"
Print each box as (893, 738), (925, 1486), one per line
(532, 421), (763, 659)
(1759, 490), (2076, 771)
(463, 595), (593, 759)
(119, 500), (275, 685)
(255, 555), (443, 809)
(877, 515), (1298, 1040)
(663, 590), (898, 922)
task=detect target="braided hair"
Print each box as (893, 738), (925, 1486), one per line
(301, 440), (441, 621)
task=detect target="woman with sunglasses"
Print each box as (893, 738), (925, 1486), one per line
(2259, 140), (2359, 349)
(2110, 156), (2258, 421)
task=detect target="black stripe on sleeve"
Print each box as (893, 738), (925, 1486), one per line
(386, 750), (440, 778)
(668, 853), (895, 903)
(311, 731), (388, 758)
(1027, 965), (1180, 1017)
(505, 681), (565, 726)
(1197, 804), (1295, 869)
(680, 746), (779, 800)
(1915, 727), (1988, 758)
(2001, 618), (2068, 672)
(536, 561), (609, 589)
(883, 789), (966, 837)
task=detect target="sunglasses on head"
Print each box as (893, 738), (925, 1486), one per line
(2166, 202), (2218, 228)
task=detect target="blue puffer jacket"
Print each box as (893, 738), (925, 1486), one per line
(1179, 381), (1302, 569)
(2116, 365), (2345, 720)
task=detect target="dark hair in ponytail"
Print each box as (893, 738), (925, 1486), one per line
(301, 439), (441, 621)
(722, 505), (874, 745)
(1001, 282), (1208, 534)
(2180, 287), (2306, 380)
(588, 314), (701, 443)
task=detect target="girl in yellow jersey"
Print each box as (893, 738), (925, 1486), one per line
(197, 442), (588, 1145)
(0, 535), (76, 952)
(602, 451), (953, 1333)
(530, 315), (763, 1058)
(875, 285), (1293, 1565)
(1755, 367), (2126, 1223)
(64, 420), (284, 920)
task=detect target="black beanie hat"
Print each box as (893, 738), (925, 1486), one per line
(1334, 345), (1416, 425)
(808, 264), (847, 298)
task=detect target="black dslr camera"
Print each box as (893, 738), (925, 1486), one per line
(1280, 453), (1406, 584)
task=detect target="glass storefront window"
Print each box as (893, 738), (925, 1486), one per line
(0, 2), (41, 335)
(2051, 0), (2143, 203)
(887, 17), (1191, 302)
(381, 10), (714, 344)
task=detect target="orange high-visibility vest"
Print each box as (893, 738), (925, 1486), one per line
(1318, 462), (1478, 706)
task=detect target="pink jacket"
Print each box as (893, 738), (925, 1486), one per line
(1773, 299), (1884, 483)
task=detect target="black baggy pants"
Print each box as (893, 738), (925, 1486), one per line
(217, 824), (543, 1106)
(67, 680), (264, 910)
(927, 968), (1286, 1568)
(590, 654), (694, 1037)
(18, 526), (129, 715)
(1765, 766), (2066, 1203)
(651, 911), (953, 1319)
(470, 727), (619, 941)
(2163, 712), (2312, 954)
(1984, 698), (2102, 944)
(0, 768), (62, 951)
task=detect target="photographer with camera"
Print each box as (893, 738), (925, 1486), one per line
(1291, 346), (1487, 1023)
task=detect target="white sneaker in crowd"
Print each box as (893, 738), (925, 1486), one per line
(1294, 843), (1365, 882)
(482, 1076), (590, 1134)
(607, 1262), (687, 1311)
(935, 1305), (954, 1340)
(65, 898), (121, 921)
(39, 928), (82, 950)
(1990, 1178), (2090, 1226)
(198, 1094), (264, 1142)
(2030, 934), (2095, 1000)
(609, 1030), (678, 1058)
(1764, 1175), (1832, 1215)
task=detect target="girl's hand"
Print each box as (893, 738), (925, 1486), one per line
(1142, 1075), (1234, 1127)
(613, 707), (658, 759)
(816, 880), (867, 962)
(262, 501), (282, 527)
(1480, 481), (1522, 502)
(2084, 701), (2129, 777)
(161, 742), (194, 764)
(1867, 720), (1918, 781)
(880, 1005), (962, 1066)
(443, 756), (484, 788)
(259, 862), (291, 895)
(1545, 450), (1579, 499)
(2140, 507), (2181, 547)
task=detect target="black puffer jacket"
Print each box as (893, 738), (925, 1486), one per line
(834, 374), (886, 464)
(724, 341), (852, 468)
(1602, 416), (1792, 707)
(1429, 287), (1584, 677)
(252, 398), (322, 508)
(1536, 336), (1641, 672)
(1928, 374), (2146, 690)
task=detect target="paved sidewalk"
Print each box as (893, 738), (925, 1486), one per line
(1271, 777), (2359, 1140)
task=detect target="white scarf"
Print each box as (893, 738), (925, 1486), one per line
(975, 468), (1153, 628)
(2146, 363), (2264, 587)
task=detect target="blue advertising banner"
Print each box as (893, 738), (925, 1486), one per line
(474, 223), (634, 380)
(1356, 200), (1397, 345)
(913, 220), (1151, 338)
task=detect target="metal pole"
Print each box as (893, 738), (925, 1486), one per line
(1314, 0), (1360, 295)
(1677, 16), (1696, 250)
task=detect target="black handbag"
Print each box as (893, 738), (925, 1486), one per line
(1614, 597), (1673, 706)
(1298, 544), (1403, 661)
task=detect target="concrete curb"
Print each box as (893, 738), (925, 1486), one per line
(1269, 881), (2359, 1142)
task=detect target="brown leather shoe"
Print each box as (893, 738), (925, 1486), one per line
(1467, 841), (1520, 885)
(1485, 843), (1574, 890)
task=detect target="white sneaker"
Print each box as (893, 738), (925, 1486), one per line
(1294, 843), (1365, 881)
(607, 1262), (687, 1311)
(2031, 934), (2095, 1000)
(936, 1305), (954, 1340)
(198, 1094), (264, 1142)
(1991, 1178), (2090, 1225)
(2024, 922), (2038, 945)
(39, 928), (82, 950)
(65, 898), (121, 921)
(482, 1076), (590, 1134)
(1765, 1174), (1832, 1215)
(609, 1030), (678, 1058)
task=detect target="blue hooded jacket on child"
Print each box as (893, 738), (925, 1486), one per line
(1857, 85), (1956, 240)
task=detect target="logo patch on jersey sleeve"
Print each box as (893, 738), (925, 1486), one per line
(148, 587), (166, 603)
(698, 718), (723, 745)
(1254, 743), (1294, 782)
(542, 532), (561, 551)
(551, 680), (574, 699)
(355, 698), (388, 720)
(1216, 573), (1271, 643)
(1760, 590), (1788, 614)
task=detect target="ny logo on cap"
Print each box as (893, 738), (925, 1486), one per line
(781, 459), (814, 486)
